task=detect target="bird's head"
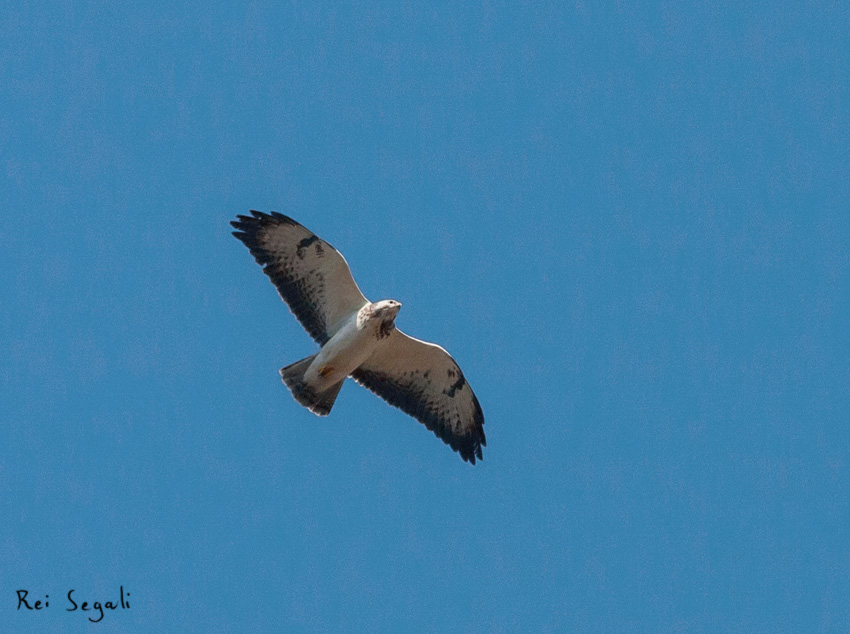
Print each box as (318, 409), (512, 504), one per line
(372, 299), (402, 320)
(366, 299), (401, 338)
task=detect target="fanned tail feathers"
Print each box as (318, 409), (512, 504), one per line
(279, 355), (343, 416)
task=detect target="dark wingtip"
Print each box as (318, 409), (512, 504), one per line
(459, 436), (484, 465)
(460, 392), (486, 464)
(231, 210), (301, 245)
(234, 210), (298, 227)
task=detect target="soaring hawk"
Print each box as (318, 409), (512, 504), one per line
(231, 211), (486, 464)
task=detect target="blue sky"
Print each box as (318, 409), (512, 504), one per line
(2, 1), (848, 632)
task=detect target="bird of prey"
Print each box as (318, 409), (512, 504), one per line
(231, 211), (486, 464)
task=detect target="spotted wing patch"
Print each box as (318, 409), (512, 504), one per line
(351, 329), (486, 464)
(231, 211), (368, 344)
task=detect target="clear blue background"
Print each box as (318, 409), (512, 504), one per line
(2, 2), (848, 632)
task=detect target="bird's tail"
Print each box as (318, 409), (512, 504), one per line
(279, 355), (343, 416)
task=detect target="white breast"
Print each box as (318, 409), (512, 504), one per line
(304, 312), (381, 388)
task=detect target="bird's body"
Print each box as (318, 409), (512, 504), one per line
(303, 300), (400, 390)
(231, 211), (486, 463)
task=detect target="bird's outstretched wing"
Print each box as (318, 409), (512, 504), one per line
(351, 330), (486, 463)
(231, 211), (368, 344)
